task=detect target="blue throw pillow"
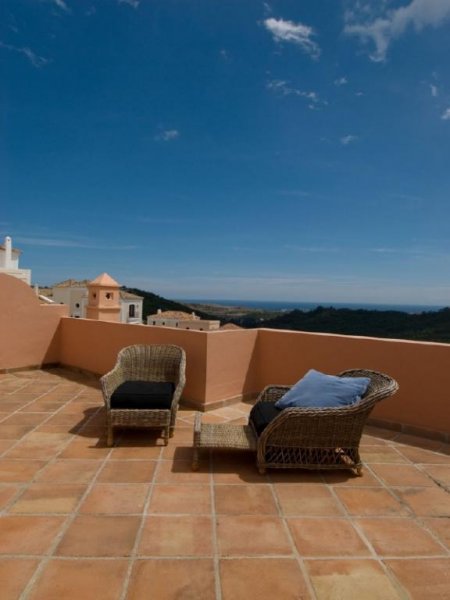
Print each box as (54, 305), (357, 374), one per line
(275, 369), (370, 409)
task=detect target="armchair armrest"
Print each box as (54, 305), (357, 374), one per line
(255, 385), (292, 405)
(100, 365), (125, 408)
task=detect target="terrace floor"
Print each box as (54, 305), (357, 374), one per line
(0, 368), (449, 600)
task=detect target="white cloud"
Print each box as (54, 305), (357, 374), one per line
(334, 76), (348, 86)
(53, 0), (69, 11)
(441, 108), (450, 120)
(345, 0), (450, 62)
(0, 42), (49, 68)
(154, 129), (180, 142)
(267, 79), (326, 108)
(15, 235), (137, 250)
(118, 0), (140, 8)
(264, 17), (321, 59)
(430, 84), (438, 96)
(340, 134), (358, 145)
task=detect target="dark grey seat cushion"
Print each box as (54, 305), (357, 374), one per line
(249, 402), (281, 436)
(110, 381), (175, 410)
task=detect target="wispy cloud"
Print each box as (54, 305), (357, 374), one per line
(118, 0), (140, 8)
(154, 129), (180, 142)
(284, 244), (341, 253)
(0, 42), (49, 68)
(340, 134), (358, 145)
(15, 236), (137, 250)
(266, 79), (326, 109)
(334, 76), (348, 86)
(264, 18), (321, 59)
(441, 108), (450, 120)
(344, 0), (450, 62)
(276, 189), (311, 198)
(430, 83), (439, 97)
(263, 3), (272, 17)
(52, 0), (70, 11)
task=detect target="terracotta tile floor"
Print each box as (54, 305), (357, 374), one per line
(0, 369), (449, 600)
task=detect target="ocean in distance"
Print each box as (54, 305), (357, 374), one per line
(182, 299), (448, 314)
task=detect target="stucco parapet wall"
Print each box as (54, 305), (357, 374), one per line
(0, 273), (68, 370)
(46, 319), (450, 440)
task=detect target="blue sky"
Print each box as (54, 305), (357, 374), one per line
(1, 0), (450, 304)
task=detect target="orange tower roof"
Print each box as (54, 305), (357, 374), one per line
(88, 273), (120, 287)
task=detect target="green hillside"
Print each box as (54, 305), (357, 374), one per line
(250, 306), (450, 343)
(122, 287), (214, 322)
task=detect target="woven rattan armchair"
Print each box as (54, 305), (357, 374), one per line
(253, 369), (398, 475)
(101, 344), (186, 446)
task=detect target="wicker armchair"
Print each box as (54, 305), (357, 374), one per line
(253, 369), (398, 475)
(101, 344), (186, 446)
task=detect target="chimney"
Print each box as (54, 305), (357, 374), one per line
(157, 309), (162, 315)
(4, 236), (12, 268)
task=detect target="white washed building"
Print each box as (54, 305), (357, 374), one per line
(0, 236), (31, 285)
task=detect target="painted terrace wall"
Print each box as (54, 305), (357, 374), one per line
(256, 329), (450, 439)
(0, 273), (68, 370)
(58, 318), (210, 407)
(58, 319), (450, 438)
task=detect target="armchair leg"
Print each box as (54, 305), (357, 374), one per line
(192, 448), (199, 471)
(163, 427), (170, 446)
(169, 426), (175, 438)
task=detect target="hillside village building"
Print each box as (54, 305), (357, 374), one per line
(147, 309), (220, 331)
(0, 236), (31, 285)
(50, 278), (143, 324)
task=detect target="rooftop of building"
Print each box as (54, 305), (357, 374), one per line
(148, 310), (201, 320)
(0, 366), (449, 599)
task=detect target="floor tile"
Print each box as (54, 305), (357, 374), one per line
(9, 483), (86, 514)
(214, 484), (278, 515)
(322, 469), (381, 487)
(127, 559), (215, 600)
(0, 484), (21, 509)
(335, 487), (409, 517)
(35, 459), (102, 484)
(421, 517), (450, 549)
(0, 516), (65, 554)
(80, 483), (148, 514)
(97, 460), (156, 483)
(0, 459), (46, 482)
(138, 515), (213, 556)
(28, 559), (128, 600)
(0, 558), (39, 600)
(419, 464), (450, 487)
(220, 558), (310, 600)
(395, 446), (450, 464)
(288, 518), (370, 557)
(360, 446), (407, 464)
(58, 437), (110, 459)
(110, 444), (162, 460)
(216, 515), (292, 556)
(275, 485), (344, 516)
(385, 558), (450, 599)
(148, 484), (211, 514)
(155, 459), (210, 484)
(306, 559), (402, 599)
(4, 433), (72, 460)
(56, 515), (140, 557)
(394, 487), (450, 517)
(212, 454), (268, 484)
(357, 517), (446, 556)
(369, 463), (435, 487)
